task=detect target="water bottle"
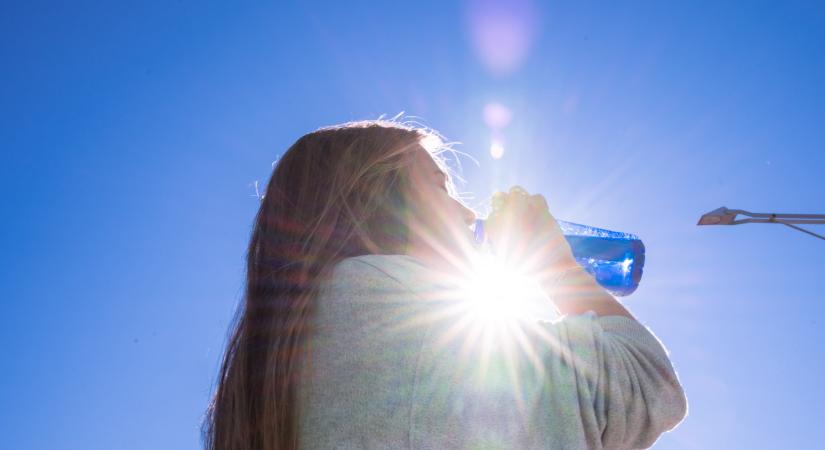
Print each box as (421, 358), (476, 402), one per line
(473, 219), (645, 296)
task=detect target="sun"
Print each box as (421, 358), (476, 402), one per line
(458, 254), (547, 326)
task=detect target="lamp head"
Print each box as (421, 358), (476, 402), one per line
(697, 207), (739, 225)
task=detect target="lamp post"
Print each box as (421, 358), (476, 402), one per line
(697, 207), (825, 241)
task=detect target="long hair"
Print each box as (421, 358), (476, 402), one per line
(203, 121), (440, 450)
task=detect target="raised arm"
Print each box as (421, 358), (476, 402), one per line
(485, 186), (634, 319)
(539, 261), (635, 319)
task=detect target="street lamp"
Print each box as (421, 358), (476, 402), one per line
(697, 207), (825, 241)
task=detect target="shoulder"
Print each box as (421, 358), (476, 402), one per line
(327, 254), (461, 303)
(331, 254), (427, 284)
(330, 255), (428, 288)
(325, 255), (433, 299)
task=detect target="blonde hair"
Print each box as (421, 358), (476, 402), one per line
(203, 120), (448, 450)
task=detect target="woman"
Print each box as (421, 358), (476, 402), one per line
(203, 120), (687, 450)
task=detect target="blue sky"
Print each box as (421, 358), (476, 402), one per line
(2, 1), (824, 449)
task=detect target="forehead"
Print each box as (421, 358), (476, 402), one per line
(411, 147), (447, 175)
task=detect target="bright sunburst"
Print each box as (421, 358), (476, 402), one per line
(459, 254), (543, 325)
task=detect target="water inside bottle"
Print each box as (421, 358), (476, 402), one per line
(472, 219), (645, 296)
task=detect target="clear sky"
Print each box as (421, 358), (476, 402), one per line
(2, 1), (824, 449)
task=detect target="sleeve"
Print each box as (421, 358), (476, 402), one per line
(526, 312), (687, 449)
(585, 314), (688, 449)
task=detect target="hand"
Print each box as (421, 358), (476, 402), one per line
(485, 186), (579, 278)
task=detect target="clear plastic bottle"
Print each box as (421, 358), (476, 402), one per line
(473, 219), (645, 296)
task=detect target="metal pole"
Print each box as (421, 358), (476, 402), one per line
(698, 207), (825, 241)
(777, 222), (825, 241)
(726, 209), (825, 224)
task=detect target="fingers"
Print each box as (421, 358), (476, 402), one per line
(487, 187), (546, 263)
(529, 193), (548, 211)
(492, 187), (551, 218)
(485, 186), (572, 269)
(491, 190), (507, 211)
(509, 185), (529, 196)
(492, 186), (531, 209)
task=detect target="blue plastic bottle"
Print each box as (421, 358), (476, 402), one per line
(473, 219), (645, 297)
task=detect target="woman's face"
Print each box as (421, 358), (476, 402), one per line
(403, 148), (477, 264)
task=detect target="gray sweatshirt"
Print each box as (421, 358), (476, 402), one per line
(298, 255), (687, 449)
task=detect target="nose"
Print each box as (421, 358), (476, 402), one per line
(458, 201), (477, 226)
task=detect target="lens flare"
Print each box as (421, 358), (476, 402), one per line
(490, 141), (505, 159)
(483, 102), (513, 128)
(465, 0), (539, 76)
